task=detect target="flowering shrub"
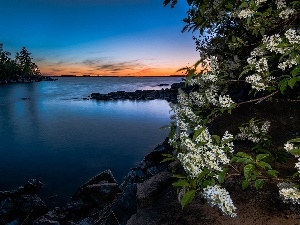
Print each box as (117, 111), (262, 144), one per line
(164, 0), (300, 217)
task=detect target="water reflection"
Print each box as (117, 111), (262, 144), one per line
(0, 79), (173, 204)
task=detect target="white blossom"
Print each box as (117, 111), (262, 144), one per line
(285, 29), (300, 44)
(250, 47), (265, 57)
(238, 9), (254, 19)
(255, 57), (269, 73)
(278, 182), (300, 204)
(255, 0), (267, 5)
(278, 58), (298, 71)
(218, 95), (235, 108)
(247, 57), (256, 65)
(202, 185), (237, 217)
(236, 120), (271, 143)
(190, 92), (206, 107)
(284, 142), (295, 152)
(276, 0), (286, 9)
(263, 34), (284, 54)
(245, 74), (267, 91)
(261, 121), (271, 133)
(279, 8), (295, 19)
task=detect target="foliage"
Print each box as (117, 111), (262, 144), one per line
(0, 44), (41, 81)
(164, 0), (300, 217)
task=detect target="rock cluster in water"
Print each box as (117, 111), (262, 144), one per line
(0, 139), (175, 225)
(90, 82), (187, 103)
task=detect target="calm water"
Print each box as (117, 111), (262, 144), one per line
(0, 77), (181, 204)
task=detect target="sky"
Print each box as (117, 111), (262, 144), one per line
(0, 0), (200, 76)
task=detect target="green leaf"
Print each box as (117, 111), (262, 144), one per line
(226, 3), (233, 9)
(256, 154), (269, 162)
(172, 179), (190, 187)
(291, 66), (300, 77)
(255, 179), (265, 189)
(288, 77), (298, 89)
(232, 36), (236, 42)
(288, 149), (300, 156)
(239, 2), (249, 8)
(279, 79), (288, 94)
(197, 168), (209, 181)
(161, 157), (175, 163)
(244, 164), (255, 179)
(218, 168), (228, 184)
(180, 190), (196, 208)
(290, 138), (300, 143)
(256, 161), (272, 169)
(212, 135), (220, 143)
(267, 170), (279, 177)
(236, 158), (253, 164)
(172, 174), (187, 179)
(242, 179), (250, 189)
(193, 127), (205, 140)
(236, 152), (253, 160)
(260, 27), (265, 36)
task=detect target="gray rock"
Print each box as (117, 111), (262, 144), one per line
(104, 183), (137, 225)
(137, 172), (172, 208)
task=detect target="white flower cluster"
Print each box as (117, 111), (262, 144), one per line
(275, 0), (295, 19)
(276, 0), (286, 9)
(278, 182), (300, 204)
(262, 34), (283, 54)
(218, 95), (235, 108)
(278, 58), (298, 71)
(202, 185), (237, 217)
(245, 74), (267, 91)
(255, 0), (267, 5)
(236, 120), (270, 143)
(178, 128), (234, 178)
(284, 142), (300, 173)
(190, 91), (206, 107)
(285, 29), (300, 45)
(238, 9), (254, 19)
(279, 8), (295, 19)
(246, 28), (300, 89)
(279, 142), (300, 204)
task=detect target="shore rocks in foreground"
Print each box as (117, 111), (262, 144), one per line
(0, 179), (47, 224)
(0, 139), (175, 225)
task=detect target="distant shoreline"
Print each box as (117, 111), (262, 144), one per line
(53, 75), (185, 78)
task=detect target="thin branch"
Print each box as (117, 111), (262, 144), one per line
(237, 90), (279, 106)
(229, 164), (241, 174)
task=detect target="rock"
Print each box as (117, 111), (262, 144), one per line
(89, 82), (187, 103)
(136, 172), (173, 208)
(78, 182), (121, 206)
(0, 194), (47, 225)
(33, 207), (67, 225)
(121, 169), (146, 190)
(69, 170), (121, 217)
(104, 183), (137, 225)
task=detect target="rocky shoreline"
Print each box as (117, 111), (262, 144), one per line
(0, 138), (176, 225)
(90, 82), (188, 103)
(0, 76), (57, 84)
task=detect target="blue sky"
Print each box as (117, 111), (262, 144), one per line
(0, 0), (200, 76)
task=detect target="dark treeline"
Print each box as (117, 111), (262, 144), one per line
(0, 43), (42, 83)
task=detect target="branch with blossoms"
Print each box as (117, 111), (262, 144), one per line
(164, 0), (300, 217)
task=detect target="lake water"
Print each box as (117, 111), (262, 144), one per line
(0, 77), (182, 205)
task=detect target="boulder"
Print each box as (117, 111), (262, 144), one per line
(104, 183), (137, 225)
(136, 172), (173, 208)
